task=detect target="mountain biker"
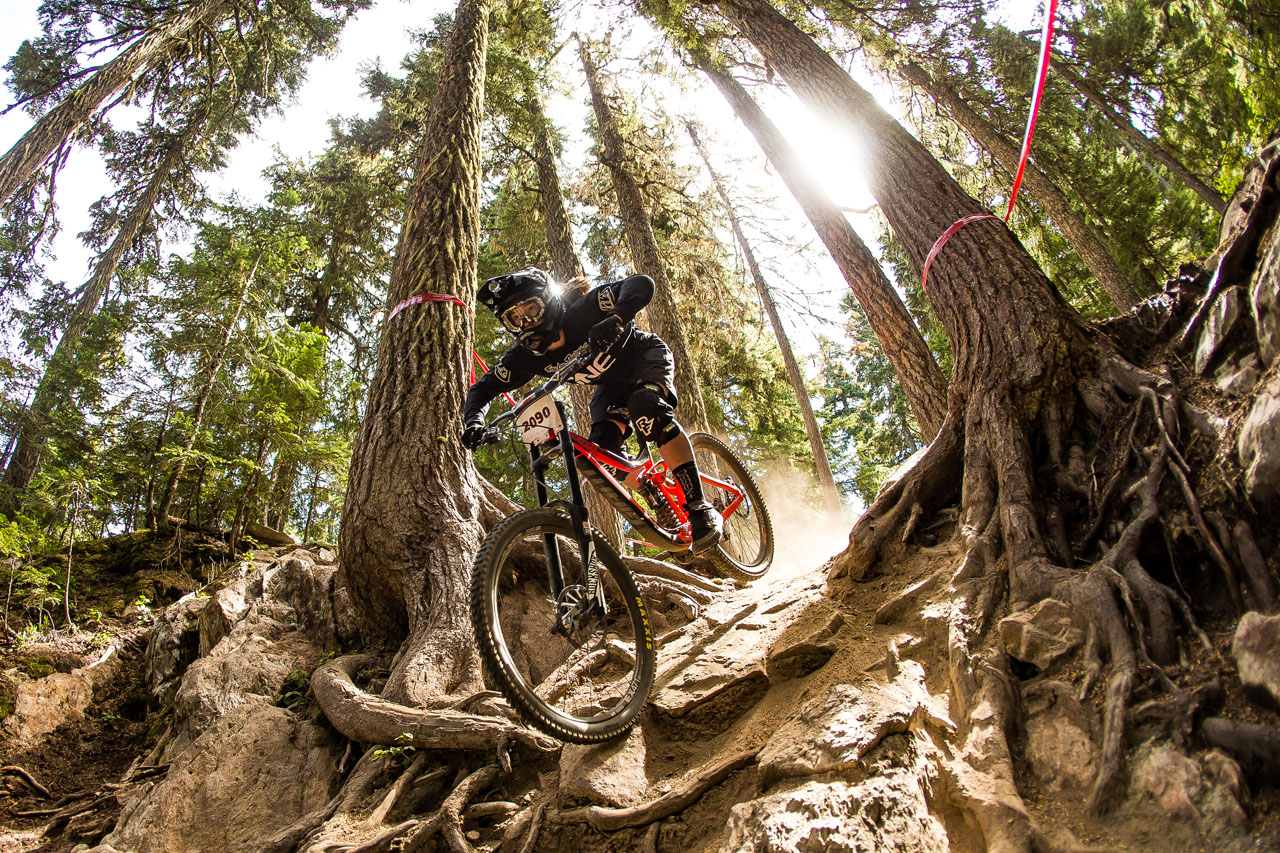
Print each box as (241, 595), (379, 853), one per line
(461, 268), (724, 553)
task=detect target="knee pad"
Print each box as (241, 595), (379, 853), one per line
(588, 419), (628, 455)
(628, 384), (679, 445)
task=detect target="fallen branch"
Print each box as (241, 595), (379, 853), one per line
(555, 749), (757, 830)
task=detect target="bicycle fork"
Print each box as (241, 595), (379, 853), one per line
(530, 401), (605, 636)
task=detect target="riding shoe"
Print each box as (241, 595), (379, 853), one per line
(686, 501), (723, 554)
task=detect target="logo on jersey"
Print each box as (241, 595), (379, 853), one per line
(495, 365), (511, 382)
(597, 288), (616, 312)
(636, 416), (656, 437)
(571, 352), (616, 383)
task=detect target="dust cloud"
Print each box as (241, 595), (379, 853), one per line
(755, 466), (857, 579)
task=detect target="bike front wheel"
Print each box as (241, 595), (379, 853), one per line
(471, 507), (656, 744)
(690, 432), (774, 582)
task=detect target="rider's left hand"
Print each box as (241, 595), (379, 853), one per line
(588, 314), (624, 355)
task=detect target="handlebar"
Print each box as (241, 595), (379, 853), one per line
(479, 346), (593, 443)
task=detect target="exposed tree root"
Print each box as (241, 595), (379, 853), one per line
(312, 654), (559, 753)
(1, 764), (51, 798)
(554, 748), (757, 830)
(1200, 717), (1280, 784)
(831, 418), (962, 580)
(401, 763), (498, 853)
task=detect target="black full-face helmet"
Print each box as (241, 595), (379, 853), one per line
(478, 268), (564, 354)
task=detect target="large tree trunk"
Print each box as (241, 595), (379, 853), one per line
(0, 0), (232, 206)
(154, 252), (259, 524)
(579, 40), (710, 432)
(686, 122), (843, 515)
(894, 59), (1141, 312)
(3, 130), (191, 494)
(337, 0), (492, 707)
(527, 91), (625, 549)
(1048, 54), (1227, 215)
(696, 58), (947, 439)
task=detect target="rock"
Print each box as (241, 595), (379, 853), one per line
(198, 574), (258, 656)
(559, 726), (649, 807)
(652, 579), (824, 735)
(1, 670), (93, 748)
(1022, 680), (1096, 791)
(1238, 371), (1280, 505)
(1194, 286), (1242, 374)
(96, 705), (342, 853)
(1215, 353), (1261, 397)
(145, 595), (207, 707)
(998, 598), (1082, 672)
(1233, 611), (1280, 709)
(766, 611), (843, 683)
(1252, 208), (1280, 366)
(757, 663), (951, 789)
(264, 554), (339, 649)
(722, 772), (950, 852)
(1130, 744), (1248, 842)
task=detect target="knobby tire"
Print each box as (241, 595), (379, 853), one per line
(471, 507), (656, 744)
(689, 432), (774, 582)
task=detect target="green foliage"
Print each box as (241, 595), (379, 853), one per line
(816, 297), (923, 504)
(372, 732), (418, 763)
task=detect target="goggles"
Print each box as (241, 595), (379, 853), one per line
(500, 295), (546, 333)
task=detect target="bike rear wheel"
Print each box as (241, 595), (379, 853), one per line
(690, 432), (774, 582)
(471, 507), (656, 743)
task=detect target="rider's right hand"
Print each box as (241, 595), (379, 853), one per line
(461, 420), (487, 451)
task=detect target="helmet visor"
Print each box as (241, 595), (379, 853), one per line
(500, 295), (546, 333)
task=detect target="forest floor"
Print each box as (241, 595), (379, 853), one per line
(0, 507), (1276, 851)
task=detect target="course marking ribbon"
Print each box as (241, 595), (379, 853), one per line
(919, 0), (1058, 292)
(388, 290), (516, 403)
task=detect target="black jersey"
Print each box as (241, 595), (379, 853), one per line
(463, 274), (655, 423)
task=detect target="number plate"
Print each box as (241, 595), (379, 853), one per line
(516, 394), (563, 445)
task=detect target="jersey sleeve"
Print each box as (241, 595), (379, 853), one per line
(593, 274), (653, 324)
(462, 349), (537, 422)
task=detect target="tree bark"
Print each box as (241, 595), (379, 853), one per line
(1049, 56), (1226, 215)
(154, 251), (260, 524)
(579, 40), (710, 432)
(0, 0), (233, 206)
(337, 0), (492, 707)
(895, 59), (1140, 312)
(686, 122), (843, 514)
(527, 91), (625, 549)
(696, 59), (947, 439)
(3, 130), (192, 494)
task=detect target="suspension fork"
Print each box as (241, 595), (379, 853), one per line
(528, 402), (599, 609)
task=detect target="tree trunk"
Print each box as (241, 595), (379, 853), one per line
(154, 252), (260, 524)
(527, 91), (625, 549)
(696, 58), (947, 439)
(0, 0), (232, 206)
(579, 40), (710, 432)
(1049, 55), (1227, 215)
(337, 0), (492, 707)
(3, 131), (191, 494)
(231, 437), (268, 555)
(686, 122), (843, 515)
(895, 59), (1140, 311)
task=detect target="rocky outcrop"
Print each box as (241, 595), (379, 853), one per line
(998, 598), (1082, 673)
(1239, 370), (1280, 505)
(88, 549), (347, 853)
(1130, 744), (1249, 843)
(1233, 611), (1280, 709)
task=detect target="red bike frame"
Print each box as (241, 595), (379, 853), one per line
(566, 432), (746, 547)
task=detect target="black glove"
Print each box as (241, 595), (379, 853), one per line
(588, 314), (625, 355)
(461, 419), (487, 450)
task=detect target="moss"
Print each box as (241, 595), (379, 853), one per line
(0, 673), (16, 720)
(19, 656), (55, 679)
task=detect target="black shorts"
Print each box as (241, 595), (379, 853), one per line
(588, 331), (678, 427)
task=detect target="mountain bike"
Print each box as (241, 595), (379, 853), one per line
(469, 347), (773, 743)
